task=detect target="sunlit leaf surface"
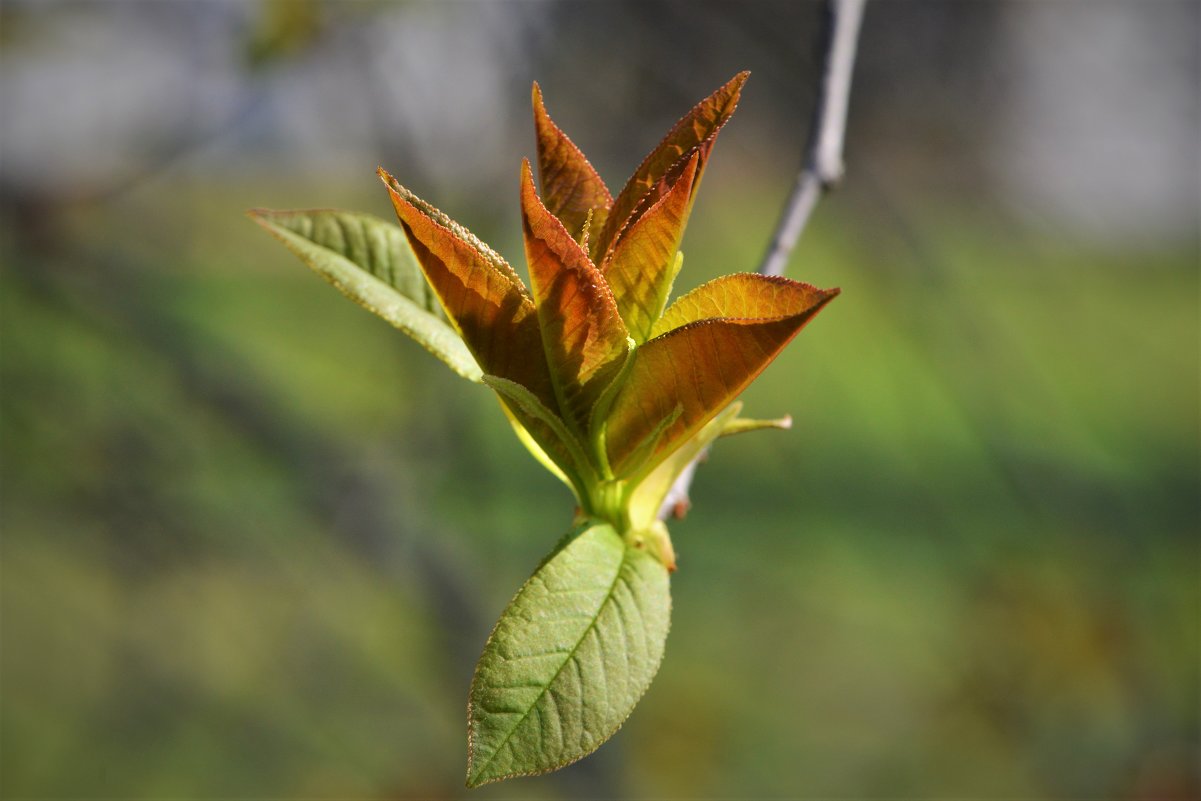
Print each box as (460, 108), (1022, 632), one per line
(256, 72), (841, 788)
(467, 521), (670, 787)
(603, 154), (699, 344)
(380, 170), (555, 409)
(595, 71), (749, 262)
(532, 82), (613, 240)
(607, 276), (839, 474)
(248, 208), (482, 381)
(520, 160), (630, 435)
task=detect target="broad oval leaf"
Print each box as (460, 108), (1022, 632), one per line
(532, 82), (613, 239)
(467, 521), (671, 787)
(248, 208), (482, 381)
(380, 169), (556, 409)
(605, 276), (839, 475)
(594, 71), (748, 263)
(520, 160), (630, 437)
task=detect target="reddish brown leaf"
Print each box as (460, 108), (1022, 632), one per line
(604, 275), (838, 475)
(520, 159), (630, 435)
(594, 71), (749, 263)
(380, 168), (555, 409)
(532, 82), (613, 241)
(602, 153), (699, 344)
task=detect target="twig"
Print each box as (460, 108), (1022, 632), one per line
(658, 0), (866, 521)
(760, 0), (866, 278)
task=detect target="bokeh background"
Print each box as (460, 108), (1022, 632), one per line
(1, 1), (1197, 798)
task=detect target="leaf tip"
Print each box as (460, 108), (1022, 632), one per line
(518, 158), (540, 217)
(377, 165), (399, 191)
(727, 70), (751, 98)
(463, 761), (490, 789)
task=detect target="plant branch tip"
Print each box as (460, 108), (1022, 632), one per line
(251, 68), (846, 788)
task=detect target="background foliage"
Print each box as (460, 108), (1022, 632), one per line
(1, 1), (1197, 798)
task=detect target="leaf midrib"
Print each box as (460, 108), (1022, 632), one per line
(470, 540), (632, 784)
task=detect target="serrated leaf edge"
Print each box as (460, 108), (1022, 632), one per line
(465, 525), (671, 788)
(247, 209), (483, 382)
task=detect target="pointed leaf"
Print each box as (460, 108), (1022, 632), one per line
(595, 71), (749, 262)
(521, 160), (630, 435)
(605, 277), (839, 475)
(720, 413), (792, 437)
(249, 209), (482, 381)
(380, 169), (555, 408)
(467, 521), (671, 787)
(652, 272), (831, 338)
(532, 82), (613, 238)
(602, 153), (699, 343)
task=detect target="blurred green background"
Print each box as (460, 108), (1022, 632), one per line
(1, 1), (1197, 799)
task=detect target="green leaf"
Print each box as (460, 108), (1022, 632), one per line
(380, 168), (557, 409)
(482, 374), (595, 493)
(248, 208), (482, 381)
(498, 401), (574, 490)
(627, 402), (743, 530)
(719, 413), (792, 437)
(467, 521), (671, 787)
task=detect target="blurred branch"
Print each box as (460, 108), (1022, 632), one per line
(659, 0), (866, 521)
(760, 0), (866, 278)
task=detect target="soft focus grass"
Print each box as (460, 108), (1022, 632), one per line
(1, 173), (1196, 799)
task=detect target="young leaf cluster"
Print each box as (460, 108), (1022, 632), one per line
(250, 72), (837, 787)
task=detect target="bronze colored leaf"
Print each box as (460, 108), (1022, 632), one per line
(520, 160), (630, 436)
(602, 153), (699, 344)
(651, 272), (833, 338)
(532, 82), (613, 240)
(380, 168), (555, 409)
(605, 276), (838, 475)
(594, 71), (749, 263)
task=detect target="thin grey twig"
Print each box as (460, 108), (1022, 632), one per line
(760, 0), (866, 278)
(658, 0), (866, 521)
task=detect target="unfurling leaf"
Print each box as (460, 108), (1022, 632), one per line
(248, 209), (482, 381)
(532, 82), (613, 239)
(520, 160), (630, 436)
(605, 275), (839, 475)
(594, 71), (749, 263)
(380, 169), (556, 410)
(603, 153), (699, 344)
(482, 374), (594, 496)
(467, 521), (670, 787)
